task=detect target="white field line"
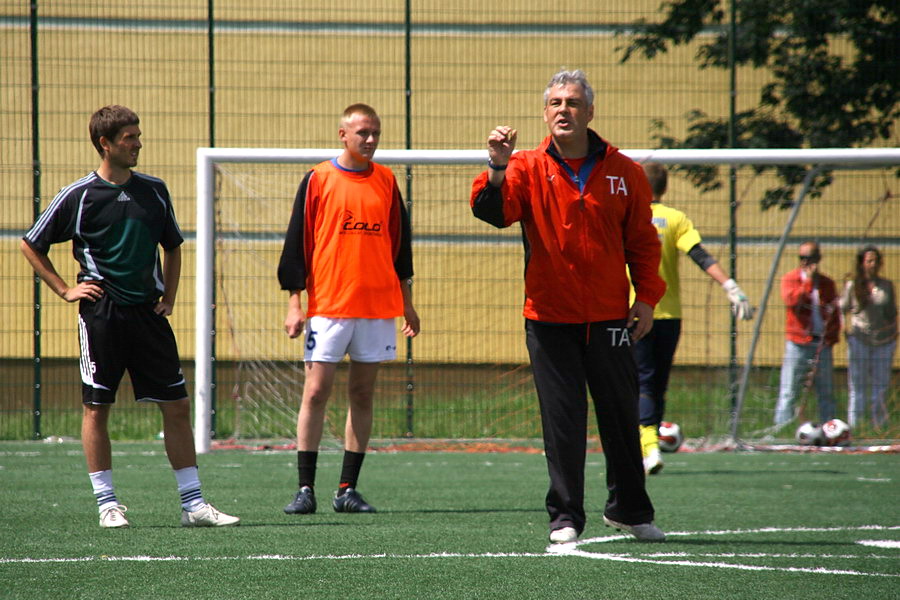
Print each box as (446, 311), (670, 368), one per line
(0, 552), (549, 564)
(858, 540), (900, 549)
(542, 525), (900, 577)
(635, 552), (897, 559)
(558, 550), (899, 577)
(1, 525), (898, 578)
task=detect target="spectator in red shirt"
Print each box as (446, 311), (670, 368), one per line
(774, 241), (840, 426)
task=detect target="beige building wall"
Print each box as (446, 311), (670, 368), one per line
(3, 2), (897, 368)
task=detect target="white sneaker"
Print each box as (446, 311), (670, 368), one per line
(603, 515), (665, 542)
(643, 448), (664, 475)
(181, 504), (240, 527)
(99, 505), (129, 528)
(549, 526), (578, 544)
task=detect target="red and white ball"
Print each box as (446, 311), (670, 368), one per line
(821, 418), (851, 446)
(658, 422), (684, 453)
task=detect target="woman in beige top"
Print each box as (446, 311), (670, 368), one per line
(840, 245), (897, 430)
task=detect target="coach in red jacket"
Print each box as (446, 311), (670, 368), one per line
(470, 69), (666, 544)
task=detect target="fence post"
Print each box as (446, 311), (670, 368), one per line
(206, 0), (218, 439)
(30, 0), (42, 440)
(403, 0), (415, 437)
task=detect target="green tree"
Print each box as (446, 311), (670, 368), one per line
(619, 0), (899, 208)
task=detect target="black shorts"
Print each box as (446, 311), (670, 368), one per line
(78, 295), (188, 404)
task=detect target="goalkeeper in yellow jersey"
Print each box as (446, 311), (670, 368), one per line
(636, 163), (754, 475)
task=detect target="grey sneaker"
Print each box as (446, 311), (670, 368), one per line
(181, 503), (240, 527)
(284, 486), (317, 514)
(99, 505), (129, 528)
(603, 515), (665, 542)
(549, 526), (578, 544)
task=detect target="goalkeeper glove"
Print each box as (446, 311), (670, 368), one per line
(722, 278), (754, 320)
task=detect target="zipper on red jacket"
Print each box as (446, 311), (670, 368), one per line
(555, 154), (602, 321)
(557, 156), (599, 204)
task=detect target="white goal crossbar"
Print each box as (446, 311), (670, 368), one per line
(193, 147), (900, 452)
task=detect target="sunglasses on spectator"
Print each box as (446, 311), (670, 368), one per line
(799, 255), (820, 262)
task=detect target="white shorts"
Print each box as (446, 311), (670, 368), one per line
(304, 316), (398, 363)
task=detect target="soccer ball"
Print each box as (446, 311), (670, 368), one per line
(658, 422), (684, 453)
(821, 419), (851, 446)
(795, 421), (824, 446)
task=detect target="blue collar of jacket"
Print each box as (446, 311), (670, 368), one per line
(543, 129), (608, 193)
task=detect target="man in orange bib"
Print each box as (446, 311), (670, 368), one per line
(278, 104), (420, 515)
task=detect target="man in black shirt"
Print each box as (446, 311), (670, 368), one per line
(21, 105), (239, 529)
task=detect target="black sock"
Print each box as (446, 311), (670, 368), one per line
(337, 450), (366, 495)
(297, 450), (318, 490)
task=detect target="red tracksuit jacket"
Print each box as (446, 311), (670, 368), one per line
(471, 130), (664, 323)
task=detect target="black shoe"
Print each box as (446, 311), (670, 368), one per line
(284, 486), (317, 514)
(332, 488), (376, 513)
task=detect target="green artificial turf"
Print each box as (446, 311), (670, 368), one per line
(1, 442), (897, 599)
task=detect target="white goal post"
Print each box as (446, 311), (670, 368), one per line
(193, 147), (900, 453)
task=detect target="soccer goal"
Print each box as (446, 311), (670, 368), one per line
(193, 147), (900, 453)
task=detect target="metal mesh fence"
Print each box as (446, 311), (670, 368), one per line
(2, 2), (897, 445)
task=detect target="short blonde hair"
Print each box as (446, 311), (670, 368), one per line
(341, 103), (379, 123)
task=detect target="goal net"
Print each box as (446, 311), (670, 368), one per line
(193, 148), (900, 453)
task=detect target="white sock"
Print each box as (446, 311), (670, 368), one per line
(174, 466), (206, 512)
(89, 470), (118, 512)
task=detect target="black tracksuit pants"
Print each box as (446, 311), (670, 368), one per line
(525, 318), (655, 535)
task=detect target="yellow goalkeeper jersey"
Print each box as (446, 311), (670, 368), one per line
(630, 202), (703, 319)
(650, 202), (703, 319)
